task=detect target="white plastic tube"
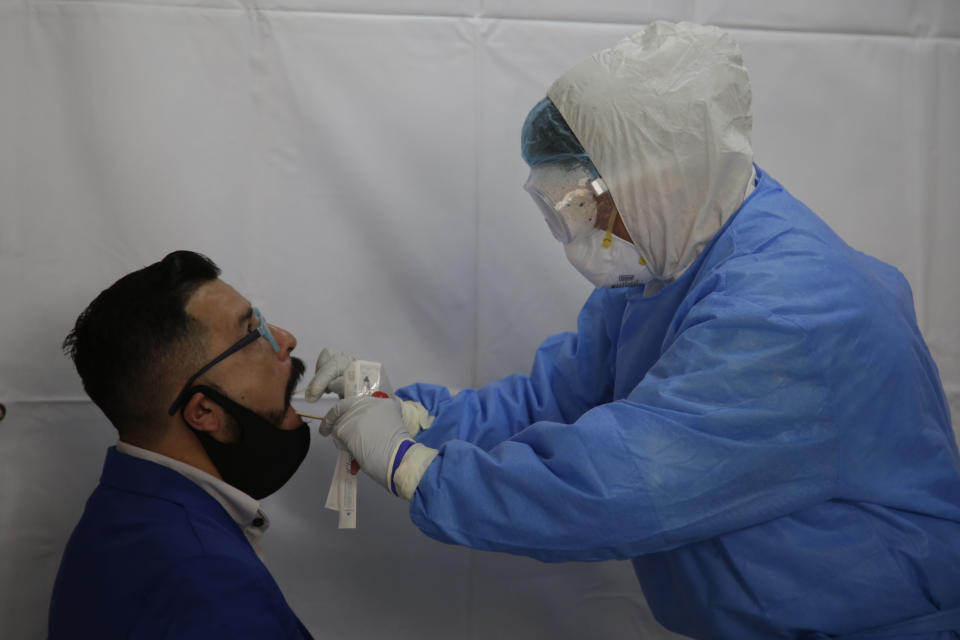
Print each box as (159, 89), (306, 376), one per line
(324, 360), (383, 529)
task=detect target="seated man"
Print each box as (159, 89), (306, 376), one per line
(49, 250), (313, 639)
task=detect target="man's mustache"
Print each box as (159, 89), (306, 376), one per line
(285, 357), (306, 407)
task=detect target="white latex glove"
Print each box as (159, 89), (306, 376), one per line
(400, 400), (435, 436)
(305, 348), (356, 401)
(322, 395), (437, 498)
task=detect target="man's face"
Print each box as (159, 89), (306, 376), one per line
(184, 279), (304, 432)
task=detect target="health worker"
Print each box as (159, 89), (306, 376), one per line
(307, 22), (960, 639)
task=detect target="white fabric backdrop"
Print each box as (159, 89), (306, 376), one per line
(2, 1), (958, 638)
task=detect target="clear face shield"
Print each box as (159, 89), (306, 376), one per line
(523, 160), (612, 244)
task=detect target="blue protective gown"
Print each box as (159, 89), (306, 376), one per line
(397, 168), (960, 639)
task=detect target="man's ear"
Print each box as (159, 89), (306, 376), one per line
(181, 391), (227, 437)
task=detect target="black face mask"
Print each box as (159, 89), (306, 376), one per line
(185, 385), (310, 500)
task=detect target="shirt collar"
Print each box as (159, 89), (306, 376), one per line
(114, 440), (269, 534)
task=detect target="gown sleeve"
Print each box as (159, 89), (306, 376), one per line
(408, 286), (839, 563)
(396, 289), (627, 451)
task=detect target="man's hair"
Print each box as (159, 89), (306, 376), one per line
(63, 251), (221, 440)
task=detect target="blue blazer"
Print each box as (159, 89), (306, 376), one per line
(49, 447), (313, 639)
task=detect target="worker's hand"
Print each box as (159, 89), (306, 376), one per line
(322, 395), (413, 494)
(305, 348), (356, 401)
(401, 400), (435, 436)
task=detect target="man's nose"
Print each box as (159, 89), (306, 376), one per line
(269, 324), (297, 358)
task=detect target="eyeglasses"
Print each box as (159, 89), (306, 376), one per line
(167, 307), (280, 415)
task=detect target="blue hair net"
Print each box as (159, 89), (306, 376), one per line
(520, 97), (597, 175)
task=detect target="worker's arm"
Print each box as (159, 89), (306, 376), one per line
(397, 288), (628, 450)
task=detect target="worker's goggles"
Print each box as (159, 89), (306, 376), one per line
(167, 307), (280, 415)
(523, 160), (610, 244)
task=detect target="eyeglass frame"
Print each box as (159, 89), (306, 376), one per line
(167, 307), (280, 416)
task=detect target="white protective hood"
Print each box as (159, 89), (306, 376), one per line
(547, 22), (755, 283)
